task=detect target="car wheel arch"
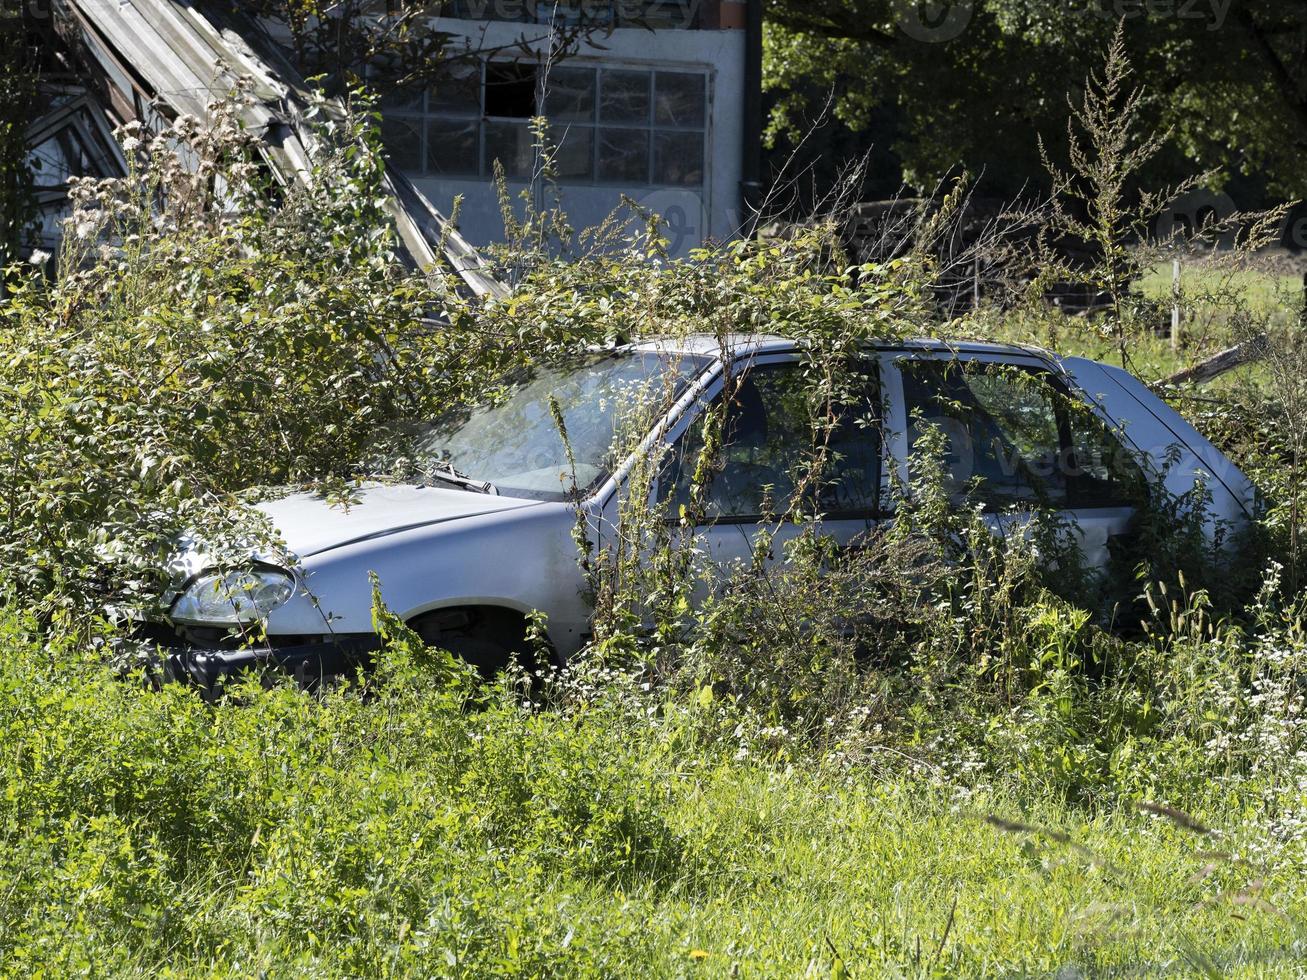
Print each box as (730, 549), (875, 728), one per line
(404, 602), (559, 674)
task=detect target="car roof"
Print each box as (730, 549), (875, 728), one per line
(628, 333), (1058, 362)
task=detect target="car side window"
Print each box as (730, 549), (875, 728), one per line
(1064, 394), (1148, 508)
(661, 362), (881, 522)
(900, 359), (1145, 511)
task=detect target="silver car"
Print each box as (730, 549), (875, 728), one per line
(155, 336), (1255, 691)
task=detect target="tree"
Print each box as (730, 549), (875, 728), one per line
(763, 0), (1307, 200)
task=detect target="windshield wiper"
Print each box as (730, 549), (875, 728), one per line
(418, 463), (500, 496)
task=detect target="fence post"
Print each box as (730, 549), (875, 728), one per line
(1171, 258), (1182, 353)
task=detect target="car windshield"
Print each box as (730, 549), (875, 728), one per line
(402, 351), (710, 501)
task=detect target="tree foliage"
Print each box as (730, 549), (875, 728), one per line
(764, 0), (1307, 198)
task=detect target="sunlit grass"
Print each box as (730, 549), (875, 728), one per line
(1136, 259), (1302, 320)
(962, 253), (1302, 391)
(643, 769), (1307, 977)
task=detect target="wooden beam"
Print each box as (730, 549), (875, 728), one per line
(1161, 335), (1269, 387)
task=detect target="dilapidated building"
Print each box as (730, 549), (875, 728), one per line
(380, 1), (763, 256)
(22, 0), (762, 284)
(27, 0), (505, 295)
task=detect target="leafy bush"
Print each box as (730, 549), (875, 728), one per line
(0, 91), (441, 624)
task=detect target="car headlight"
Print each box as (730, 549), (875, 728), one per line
(170, 567), (296, 625)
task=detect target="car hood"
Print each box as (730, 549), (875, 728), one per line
(255, 483), (546, 558)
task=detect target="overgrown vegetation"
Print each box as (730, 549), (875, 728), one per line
(1, 38), (1306, 977)
(764, 0), (1307, 201)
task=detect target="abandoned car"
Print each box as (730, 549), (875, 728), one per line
(153, 336), (1255, 690)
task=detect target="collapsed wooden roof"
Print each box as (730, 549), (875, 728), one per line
(45, 0), (506, 299)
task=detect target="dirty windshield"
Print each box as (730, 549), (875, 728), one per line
(408, 351), (710, 501)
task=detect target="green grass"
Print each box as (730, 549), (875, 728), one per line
(1136, 261), (1303, 322)
(968, 256), (1303, 391)
(977, 310), (1193, 380)
(644, 771), (1306, 978)
(951, 252), (1300, 382)
(2, 615), (1303, 978)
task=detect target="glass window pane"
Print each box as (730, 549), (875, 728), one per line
(410, 351), (707, 501)
(379, 86), (424, 113)
(1065, 399), (1147, 508)
(597, 127), (649, 183)
(551, 125), (594, 181)
(485, 63), (539, 119)
(902, 361), (1069, 509)
(382, 116), (422, 171)
(654, 72), (705, 127)
(544, 66), (596, 122)
(653, 130), (704, 186)
(428, 62), (482, 115)
(485, 121), (536, 179)
(661, 364), (881, 521)
(600, 70), (651, 124)
(426, 119), (479, 177)
(821, 375), (883, 516)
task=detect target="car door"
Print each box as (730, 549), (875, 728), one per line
(882, 349), (1147, 573)
(652, 352), (886, 588)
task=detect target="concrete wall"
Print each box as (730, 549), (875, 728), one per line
(403, 16), (747, 257)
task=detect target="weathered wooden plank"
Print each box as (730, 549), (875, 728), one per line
(1162, 335), (1269, 387)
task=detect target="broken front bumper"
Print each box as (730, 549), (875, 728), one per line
(127, 628), (383, 697)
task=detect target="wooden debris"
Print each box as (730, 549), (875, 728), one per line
(1162, 334), (1268, 387)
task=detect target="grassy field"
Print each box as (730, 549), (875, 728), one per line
(967, 253), (1304, 391)
(2, 613), (1304, 978)
(635, 774), (1305, 978)
(1136, 259), (1304, 320)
